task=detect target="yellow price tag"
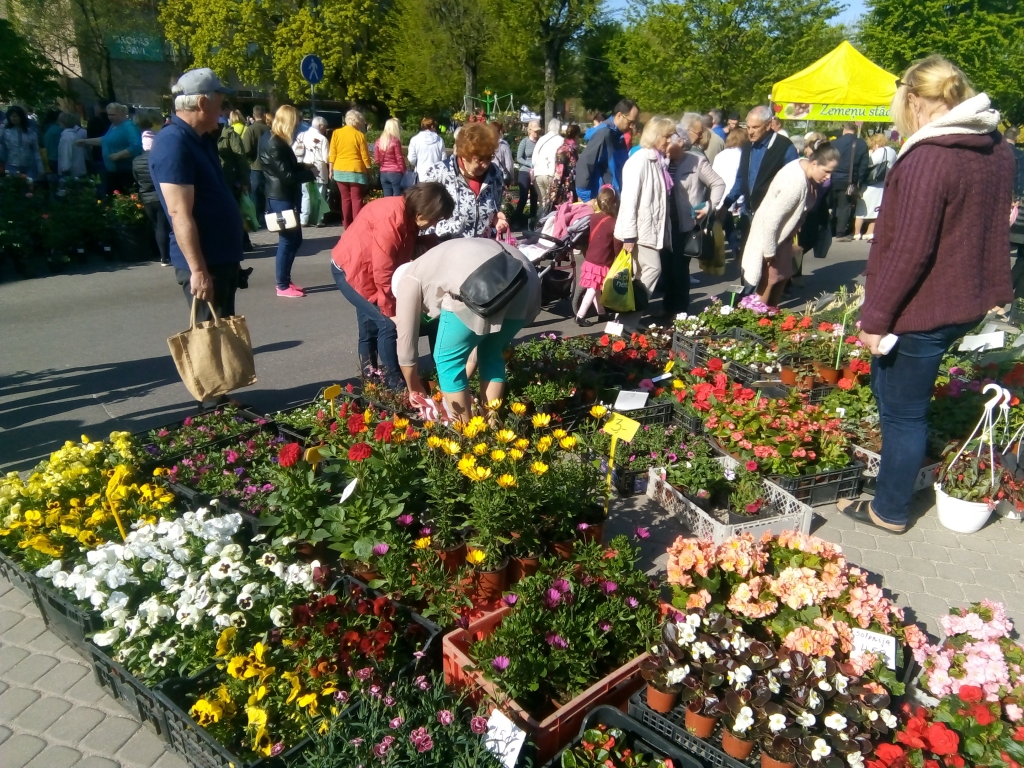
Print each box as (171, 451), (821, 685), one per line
(602, 412), (641, 443)
(663, 360), (674, 373)
(323, 384), (342, 417)
(304, 446), (323, 469)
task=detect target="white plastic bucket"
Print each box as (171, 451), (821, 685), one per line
(934, 483), (993, 534)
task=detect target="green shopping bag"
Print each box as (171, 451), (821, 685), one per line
(306, 182), (328, 226)
(600, 248), (635, 313)
(239, 193), (260, 232)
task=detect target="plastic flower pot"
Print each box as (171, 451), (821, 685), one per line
(818, 366), (841, 385)
(645, 683), (678, 714)
(474, 558), (509, 600)
(549, 539), (575, 560)
(684, 705), (718, 738)
(721, 729), (754, 759)
(508, 554), (540, 585)
(762, 753), (796, 768)
(780, 366), (798, 386)
(935, 483), (992, 533)
(435, 539), (467, 575)
(797, 374), (816, 390)
(842, 366), (860, 383)
(352, 566), (380, 584)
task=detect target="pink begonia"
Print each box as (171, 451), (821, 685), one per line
(1005, 703), (1024, 722)
(922, 641), (1011, 702)
(939, 600), (1014, 642)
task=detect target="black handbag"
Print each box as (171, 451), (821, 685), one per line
(455, 244), (528, 318)
(681, 226), (703, 257)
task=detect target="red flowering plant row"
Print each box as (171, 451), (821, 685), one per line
(590, 331), (675, 385)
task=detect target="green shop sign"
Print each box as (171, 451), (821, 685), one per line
(107, 33), (164, 61)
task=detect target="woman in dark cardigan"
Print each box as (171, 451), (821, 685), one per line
(838, 55), (1015, 534)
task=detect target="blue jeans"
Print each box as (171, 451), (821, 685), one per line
(331, 262), (404, 389)
(381, 172), (403, 197)
(267, 197), (301, 290)
(871, 320), (979, 526)
(249, 170), (266, 217)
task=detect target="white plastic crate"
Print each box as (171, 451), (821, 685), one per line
(647, 456), (813, 544)
(851, 444), (939, 493)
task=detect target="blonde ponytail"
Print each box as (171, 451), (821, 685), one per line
(891, 54), (975, 138)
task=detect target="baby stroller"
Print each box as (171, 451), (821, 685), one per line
(515, 209), (591, 308)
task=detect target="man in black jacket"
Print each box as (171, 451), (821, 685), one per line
(829, 122), (870, 241)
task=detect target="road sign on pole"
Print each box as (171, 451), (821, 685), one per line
(300, 54), (324, 116)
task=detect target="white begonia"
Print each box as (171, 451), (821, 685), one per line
(880, 710), (897, 729)
(665, 665), (690, 686)
(848, 752), (865, 768)
(797, 711), (816, 728)
(733, 706), (754, 734)
(676, 623), (697, 644)
(811, 739), (831, 762)
(731, 632), (752, 653)
(728, 665), (753, 690)
(686, 613), (701, 629)
(824, 713), (848, 731)
(808, 690), (822, 710)
(269, 605), (288, 627)
(768, 673), (781, 694)
(834, 673), (849, 694)
(811, 658), (827, 677)
(867, 711), (879, 722)
(779, 659), (793, 673)
(769, 713), (787, 733)
(691, 641), (715, 660)
(819, 680), (833, 692)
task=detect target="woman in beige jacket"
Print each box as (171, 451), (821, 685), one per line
(742, 140), (839, 306)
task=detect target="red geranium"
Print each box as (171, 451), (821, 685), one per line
(348, 442), (373, 462)
(277, 442), (301, 467)
(837, 377), (854, 390)
(612, 340), (626, 352)
(707, 358), (723, 372)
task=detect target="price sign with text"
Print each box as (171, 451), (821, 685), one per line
(602, 412), (641, 443)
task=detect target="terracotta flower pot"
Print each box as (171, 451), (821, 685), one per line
(818, 366), (841, 385)
(435, 540), (467, 575)
(352, 567), (380, 584)
(684, 706), (718, 739)
(579, 520), (605, 546)
(549, 539), (575, 560)
(721, 730), (754, 760)
(842, 366), (860, 383)
(797, 375), (816, 390)
(762, 753), (796, 768)
(508, 555), (540, 585)
(646, 683), (678, 714)
(780, 366), (798, 386)
(474, 558), (509, 600)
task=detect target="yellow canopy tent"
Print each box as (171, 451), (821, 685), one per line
(771, 41), (898, 122)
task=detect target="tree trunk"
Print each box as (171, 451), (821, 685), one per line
(543, 44), (559, 126)
(463, 60), (477, 109)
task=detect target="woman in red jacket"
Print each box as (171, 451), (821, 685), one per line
(331, 182), (455, 389)
(838, 55), (1014, 534)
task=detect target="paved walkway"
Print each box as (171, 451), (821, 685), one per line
(3, 229), (1021, 766)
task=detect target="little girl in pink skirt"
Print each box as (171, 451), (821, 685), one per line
(575, 187), (622, 327)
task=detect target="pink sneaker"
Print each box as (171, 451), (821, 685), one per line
(288, 283), (305, 294)
(276, 286), (304, 298)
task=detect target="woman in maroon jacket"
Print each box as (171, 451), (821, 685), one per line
(839, 55), (1014, 534)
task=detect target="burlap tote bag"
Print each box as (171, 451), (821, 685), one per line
(168, 298), (257, 401)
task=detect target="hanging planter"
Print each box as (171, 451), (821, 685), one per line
(934, 483), (992, 533)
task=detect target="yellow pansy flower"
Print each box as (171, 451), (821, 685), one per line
(216, 627), (237, 658)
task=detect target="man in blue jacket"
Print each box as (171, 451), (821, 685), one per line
(575, 99), (638, 201)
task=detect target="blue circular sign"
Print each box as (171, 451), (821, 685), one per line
(300, 54), (324, 85)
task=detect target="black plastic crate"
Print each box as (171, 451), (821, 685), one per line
(769, 461), (865, 507)
(672, 406), (704, 435)
(544, 705), (703, 768)
(35, 579), (103, 652)
(135, 409), (269, 471)
(600, 458), (651, 497)
(0, 549), (38, 599)
(628, 688), (756, 768)
(671, 331), (710, 364)
(621, 400), (675, 427)
(88, 641), (169, 740)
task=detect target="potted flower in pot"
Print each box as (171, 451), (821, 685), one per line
(422, 431), (470, 572)
(665, 438), (728, 511)
(727, 466), (768, 521)
(757, 712), (799, 768)
(640, 647), (691, 714)
(934, 442), (999, 533)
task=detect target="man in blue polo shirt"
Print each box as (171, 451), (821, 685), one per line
(149, 68), (244, 323)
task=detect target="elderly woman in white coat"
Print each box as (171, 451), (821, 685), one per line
(614, 116), (678, 307)
(743, 140), (840, 306)
(663, 113), (726, 316)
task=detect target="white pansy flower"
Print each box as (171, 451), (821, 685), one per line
(769, 713), (788, 732)
(811, 739), (831, 762)
(259, 552), (278, 567)
(720, 306), (733, 315)
(36, 561), (62, 579)
(93, 628), (120, 647)
(229, 611), (246, 628)
(824, 713), (848, 731)
(141, 559), (158, 574)
(214, 612), (233, 629)
(269, 605), (288, 627)
(733, 706), (754, 734)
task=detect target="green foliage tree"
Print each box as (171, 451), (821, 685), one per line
(611, 0), (845, 114)
(860, 0), (1024, 125)
(575, 20), (625, 113)
(158, 0), (395, 103)
(0, 19), (64, 105)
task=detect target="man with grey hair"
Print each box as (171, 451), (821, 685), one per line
(531, 117), (564, 217)
(701, 114), (725, 163)
(722, 105), (797, 218)
(149, 68), (246, 394)
(708, 109), (727, 140)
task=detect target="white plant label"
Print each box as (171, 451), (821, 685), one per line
(959, 332), (1004, 352)
(651, 372), (673, 383)
(485, 710), (527, 768)
(604, 321), (624, 336)
(339, 477), (358, 504)
(851, 628), (898, 670)
(613, 390), (649, 411)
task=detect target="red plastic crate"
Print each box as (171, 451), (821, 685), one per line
(442, 606), (648, 765)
